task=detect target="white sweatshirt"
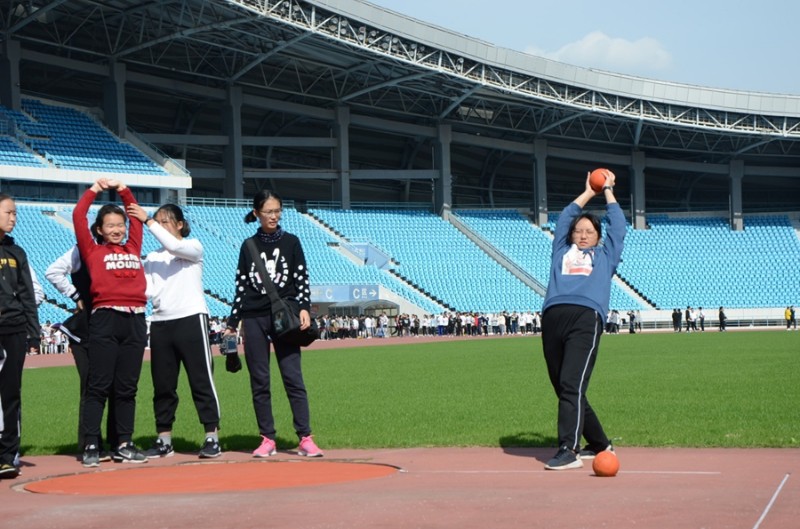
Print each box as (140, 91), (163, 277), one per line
(144, 221), (208, 321)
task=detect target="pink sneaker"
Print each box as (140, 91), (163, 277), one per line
(252, 436), (277, 458)
(297, 435), (323, 457)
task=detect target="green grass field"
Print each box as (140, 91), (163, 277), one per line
(20, 330), (800, 456)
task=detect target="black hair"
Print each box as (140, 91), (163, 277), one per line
(92, 204), (127, 243)
(244, 189), (283, 223)
(566, 212), (602, 245)
(154, 203), (190, 237)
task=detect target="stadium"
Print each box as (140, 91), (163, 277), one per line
(2, 0), (800, 331)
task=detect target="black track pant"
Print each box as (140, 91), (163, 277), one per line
(243, 315), (311, 440)
(542, 305), (610, 452)
(0, 332), (26, 466)
(71, 339), (117, 449)
(83, 310), (147, 447)
(149, 314), (220, 433)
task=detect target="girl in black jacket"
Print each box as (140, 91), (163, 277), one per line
(223, 190), (322, 459)
(0, 194), (40, 478)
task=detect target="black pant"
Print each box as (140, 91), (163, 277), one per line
(149, 314), (220, 433)
(243, 315), (311, 440)
(82, 310), (146, 447)
(542, 305), (609, 452)
(70, 339), (117, 449)
(0, 332), (26, 466)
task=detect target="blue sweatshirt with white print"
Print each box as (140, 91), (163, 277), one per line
(542, 202), (626, 324)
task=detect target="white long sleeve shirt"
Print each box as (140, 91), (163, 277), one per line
(45, 246), (82, 302)
(144, 221), (208, 321)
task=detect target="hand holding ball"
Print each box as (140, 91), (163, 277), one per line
(589, 168), (615, 193)
(592, 450), (620, 477)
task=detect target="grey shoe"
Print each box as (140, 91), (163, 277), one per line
(144, 438), (174, 459)
(198, 437), (222, 459)
(545, 446), (583, 470)
(82, 444), (100, 468)
(114, 442), (148, 464)
(0, 462), (21, 478)
(579, 443), (615, 460)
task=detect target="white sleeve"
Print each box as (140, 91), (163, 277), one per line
(147, 221), (203, 262)
(28, 264), (45, 306)
(44, 246), (81, 301)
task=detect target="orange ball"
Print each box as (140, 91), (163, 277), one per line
(589, 168), (614, 193)
(592, 451), (620, 477)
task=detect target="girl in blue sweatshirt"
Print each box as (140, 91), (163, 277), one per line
(541, 171), (625, 470)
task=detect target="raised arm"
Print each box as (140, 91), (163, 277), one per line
(127, 203), (203, 262)
(573, 171), (617, 208)
(72, 181), (104, 258)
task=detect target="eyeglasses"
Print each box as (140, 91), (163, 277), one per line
(258, 209), (282, 217)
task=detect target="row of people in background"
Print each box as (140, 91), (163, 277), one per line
(265, 304), (799, 339)
(312, 311), (544, 340)
(671, 307), (729, 332)
(37, 322), (70, 354)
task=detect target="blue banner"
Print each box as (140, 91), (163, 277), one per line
(310, 284), (380, 303)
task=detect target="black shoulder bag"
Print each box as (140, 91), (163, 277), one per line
(245, 238), (318, 347)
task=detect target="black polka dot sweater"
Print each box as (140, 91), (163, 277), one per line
(226, 230), (311, 331)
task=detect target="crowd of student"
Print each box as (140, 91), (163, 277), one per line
(314, 311), (543, 340)
(670, 306), (730, 332)
(0, 182), (323, 480)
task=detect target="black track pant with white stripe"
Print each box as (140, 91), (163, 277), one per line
(149, 314), (220, 433)
(0, 332), (26, 466)
(542, 304), (610, 452)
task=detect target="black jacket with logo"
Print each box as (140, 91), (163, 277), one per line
(0, 235), (40, 338)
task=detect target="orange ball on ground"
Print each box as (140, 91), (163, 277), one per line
(592, 450), (620, 477)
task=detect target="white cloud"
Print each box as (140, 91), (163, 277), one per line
(526, 31), (672, 76)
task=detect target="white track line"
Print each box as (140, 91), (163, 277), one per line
(752, 473), (790, 529)
(413, 470), (721, 475)
(621, 470), (721, 475)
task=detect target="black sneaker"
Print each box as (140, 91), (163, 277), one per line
(114, 442), (148, 464)
(545, 446), (583, 470)
(198, 437), (222, 459)
(82, 444), (100, 468)
(144, 438), (174, 459)
(0, 463), (20, 478)
(98, 450), (113, 462)
(579, 443), (615, 460)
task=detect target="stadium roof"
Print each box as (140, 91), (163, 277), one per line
(2, 0), (799, 211)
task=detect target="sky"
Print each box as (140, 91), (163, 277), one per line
(367, 0), (799, 96)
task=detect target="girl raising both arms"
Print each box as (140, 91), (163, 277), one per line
(73, 178), (148, 467)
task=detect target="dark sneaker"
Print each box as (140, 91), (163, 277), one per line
(82, 444), (100, 468)
(545, 446), (583, 470)
(199, 437), (222, 458)
(144, 438), (174, 459)
(0, 463), (20, 478)
(114, 442), (148, 464)
(579, 443), (615, 460)
(99, 450), (113, 462)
